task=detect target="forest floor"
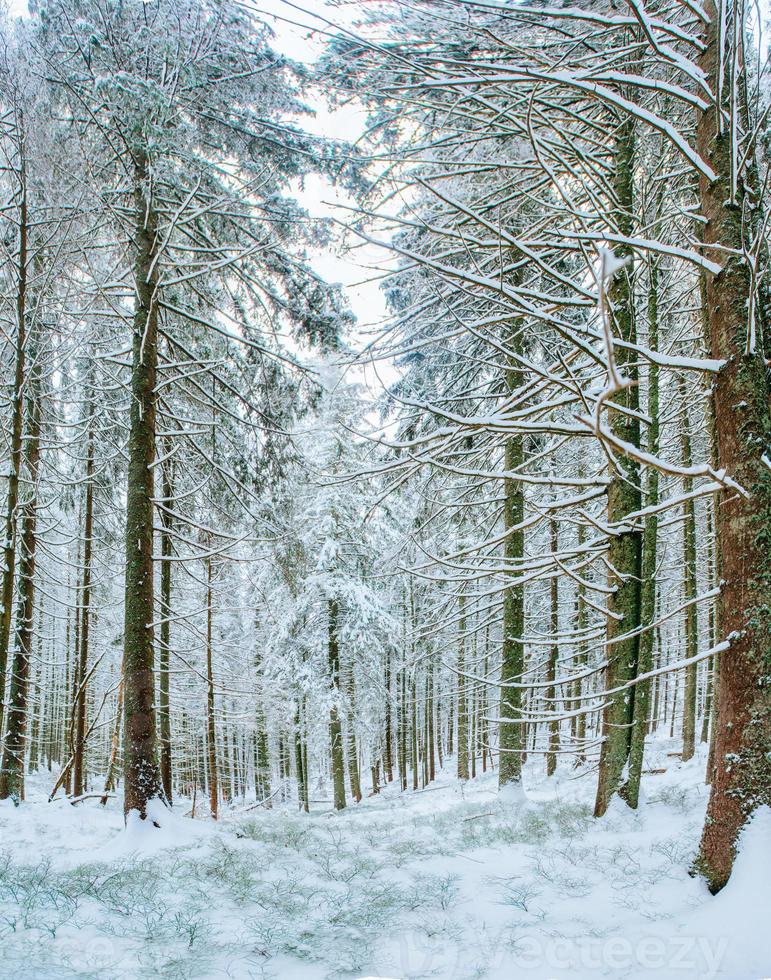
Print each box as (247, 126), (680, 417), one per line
(0, 741), (768, 980)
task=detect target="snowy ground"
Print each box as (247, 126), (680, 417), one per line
(0, 744), (769, 980)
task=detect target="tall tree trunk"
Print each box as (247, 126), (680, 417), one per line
(622, 254), (661, 807)
(410, 672), (419, 790)
(123, 155), (163, 820)
(0, 152), (28, 743)
(0, 368), (41, 802)
(457, 591), (469, 780)
(573, 522), (589, 767)
(594, 110), (643, 818)
(499, 353), (525, 789)
(696, 0), (771, 892)
(427, 656), (436, 782)
(679, 377), (699, 762)
(383, 647), (394, 782)
(205, 552), (218, 820)
(72, 422), (95, 798)
(254, 716), (271, 803)
(294, 705), (308, 812)
(546, 522), (560, 776)
(158, 450), (174, 803)
(397, 665), (407, 791)
(328, 597), (346, 810)
(253, 614), (271, 803)
(345, 661), (362, 802)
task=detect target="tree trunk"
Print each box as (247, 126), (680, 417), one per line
(622, 254), (661, 807)
(427, 656), (436, 782)
(498, 354), (525, 789)
(0, 368), (41, 802)
(410, 672), (419, 790)
(397, 666), (407, 791)
(383, 647), (394, 781)
(328, 597), (346, 810)
(205, 553), (218, 820)
(294, 705), (308, 812)
(695, 0), (771, 892)
(123, 155), (163, 820)
(546, 521), (560, 776)
(158, 450), (174, 803)
(679, 376), (699, 762)
(344, 662), (362, 802)
(457, 591), (469, 781)
(72, 421), (95, 798)
(594, 110), (643, 818)
(573, 522), (589, 767)
(0, 154), (28, 743)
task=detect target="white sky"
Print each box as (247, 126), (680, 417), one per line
(3, 0), (397, 400)
(255, 0), (395, 392)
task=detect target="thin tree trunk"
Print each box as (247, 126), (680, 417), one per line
(345, 661), (362, 802)
(546, 521), (560, 776)
(383, 647), (394, 782)
(328, 597), (346, 810)
(498, 351), (525, 789)
(623, 253), (661, 807)
(678, 376), (699, 762)
(72, 421), (95, 798)
(0, 149), (28, 743)
(397, 666), (407, 791)
(158, 450), (174, 803)
(410, 673), (419, 790)
(294, 705), (308, 812)
(574, 522), (589, 766)
(427, 656), (436, 782)
(669, 675), (679, 740)
(0, 366), (41, 802)
(206, 552), (218, 820)
(457, 591), (469, 780)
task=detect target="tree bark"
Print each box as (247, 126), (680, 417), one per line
(622, 255), (661, 807)
(158, 450), (174, 803)
(123, 154), (163, 820)
(457, 591), (469, 780)
(383, 647), (394, 782)
(294, 704), (308, 812)
(0, 366), (41, 802)
(344, 661), (362, 802)
(72, 420), (95, 798)
(328, 597), (346, 810)
(0, 146), (28, 743)
(205, 552), (218, 820)
(695, 0), (771, 892)
(546, 521), (560, 776)
(679, 375), (699, 762)
(594, 110), (643, 818)
(498, 350), (525, 789)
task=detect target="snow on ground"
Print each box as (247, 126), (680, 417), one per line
(0, 742), (769, 980)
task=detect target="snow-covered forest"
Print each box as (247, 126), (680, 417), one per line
(0, 0), (769, 977)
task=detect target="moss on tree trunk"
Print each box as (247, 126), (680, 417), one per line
(695, 0), (771, 892)
(594, 110), (643, 818)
